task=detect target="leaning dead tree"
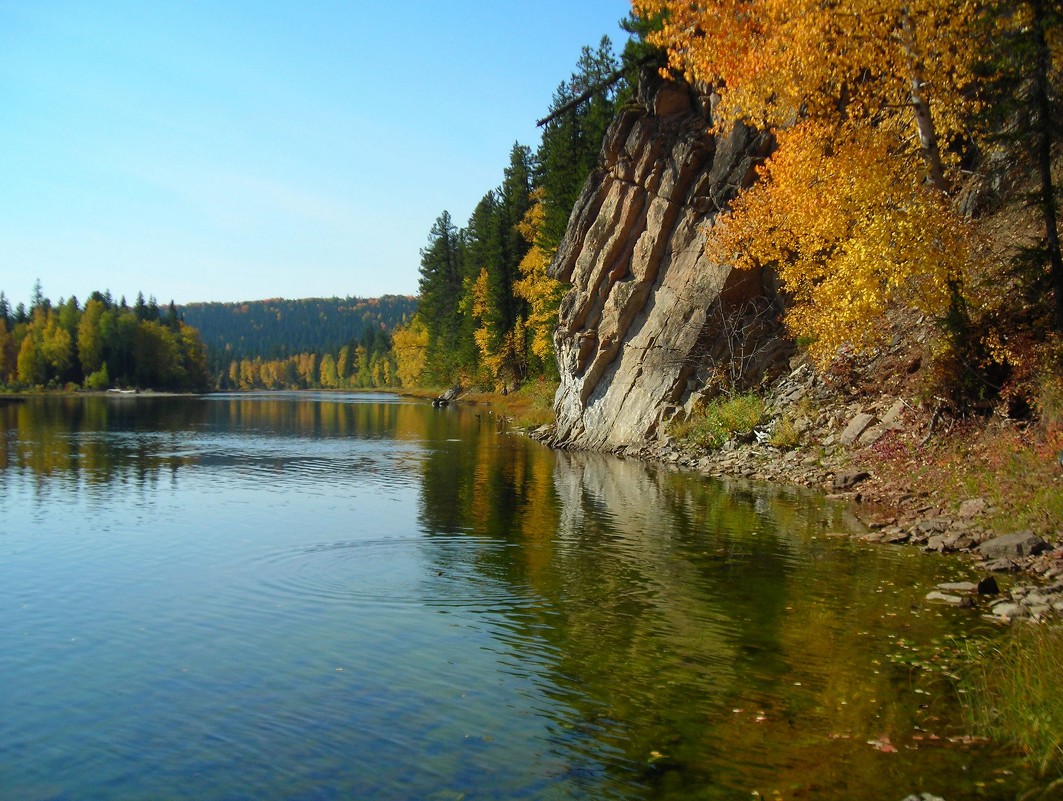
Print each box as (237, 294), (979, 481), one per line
(535, 54), (660, 128)
(536, 67), (628, 128)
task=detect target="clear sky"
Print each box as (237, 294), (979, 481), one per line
(0, 0), (632, 309)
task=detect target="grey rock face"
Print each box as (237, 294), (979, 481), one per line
(549, 73), (779, 451)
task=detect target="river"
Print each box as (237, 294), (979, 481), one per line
(0, 393), (1028, 800)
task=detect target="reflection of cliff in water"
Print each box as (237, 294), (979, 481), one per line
(415, 432), (982, 798)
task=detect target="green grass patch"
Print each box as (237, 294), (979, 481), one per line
(669, 393), (764, 451)
(962, 625), (1063, 780)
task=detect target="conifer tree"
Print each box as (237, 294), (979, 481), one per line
(536, 37), (621, 251)
(418, 210), (472, 382)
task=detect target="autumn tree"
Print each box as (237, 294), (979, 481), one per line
(78, 298), (107, 379)
(0, 318), (15, 384)
(514, 189), (565, 376)
(17, 336), (43, 385)
(319, 352), (338, 388)
(713, 122), (972, 363)
(392, 315), (430, 387)
(460, 144), (535, 388)
(634, 0), (984, 364)
(39, 309), (75, 382)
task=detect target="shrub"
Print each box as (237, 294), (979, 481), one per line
(768, 416), (799, 449)
(84, 365), (110, 390)
(669, 393), (764, 451)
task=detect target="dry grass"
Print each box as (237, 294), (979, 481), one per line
(465, 379), (558, 429)
(865, 404), (1063, 536)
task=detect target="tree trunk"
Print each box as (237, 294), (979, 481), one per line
(898, 8), (950, 193)
(1029, 0), (1063, 327)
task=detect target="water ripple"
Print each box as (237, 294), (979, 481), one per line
(255, 536), (543, 611)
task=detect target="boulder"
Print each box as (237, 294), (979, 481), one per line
(839, 412), (876, 446)
(879, 399), (907, 428)
(978, 531), (1050, 559)
(938, 581), (978, 593)
(926, 591), (964, 604)
(976, 576), (1000, 595)
(984, 558), (1020, 573)
(833, 470), (870, 491)
(991, 601), (1029, 620)
(957, 497), (987, 519)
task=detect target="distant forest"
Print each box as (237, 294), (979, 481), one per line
(179, 295), (418, 390)
(0, 286), (209, 391)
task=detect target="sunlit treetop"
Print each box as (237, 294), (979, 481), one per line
(632, 0), (978, 169)
(630, 0), (990, 365)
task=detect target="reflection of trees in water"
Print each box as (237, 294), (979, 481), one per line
(0, 398), (210, 497)
(210, 394), (414, 440)
(415, 431), (984, 798)
(0, 395), (431, 500)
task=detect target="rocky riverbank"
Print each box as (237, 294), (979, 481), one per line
(530, 66), (1062, 627)
(536, 350), (1063, 625)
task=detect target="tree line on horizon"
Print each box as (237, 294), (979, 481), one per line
(178, 295), (417, 390)
(0, 283), (209, 391)
(217, 324), (400, 391)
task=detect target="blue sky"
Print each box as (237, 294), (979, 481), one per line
(0, 0), (632, 308)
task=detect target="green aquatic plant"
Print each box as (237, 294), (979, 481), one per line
(962, 624), (1063, 782)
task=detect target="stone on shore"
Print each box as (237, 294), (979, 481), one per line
(978, 531), (1050, 559)
(833, 470), (870, 491)
(839, 413), (876, 446)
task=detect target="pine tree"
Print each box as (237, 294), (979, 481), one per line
(418, 210), (471, 382)
(536, 37), (622, 251)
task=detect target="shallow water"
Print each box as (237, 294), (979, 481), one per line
(0, 393), (1028, 800)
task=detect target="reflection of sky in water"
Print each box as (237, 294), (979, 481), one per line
(0, 396), (1026, 801)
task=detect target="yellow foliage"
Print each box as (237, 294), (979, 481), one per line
(709, 122), (972, 364)
(392, 315), (429, 388)
(634, 0), (977, 153)
(469, 266), (529, 386)
(513, 190), (565, 363)
(632, 0), (985, 366)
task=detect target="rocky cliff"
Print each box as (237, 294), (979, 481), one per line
(548, 73), (786, 451)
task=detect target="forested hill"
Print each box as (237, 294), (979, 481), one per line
(179, 295), (417, 366)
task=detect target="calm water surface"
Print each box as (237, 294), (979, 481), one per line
(0, 394), (1028, 800)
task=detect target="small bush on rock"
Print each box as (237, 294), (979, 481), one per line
(669, 393), (764, 451)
